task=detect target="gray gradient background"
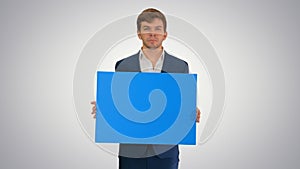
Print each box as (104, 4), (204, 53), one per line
(1, 0), (299, 169)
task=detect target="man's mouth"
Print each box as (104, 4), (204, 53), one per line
(148, 39), (157, 43)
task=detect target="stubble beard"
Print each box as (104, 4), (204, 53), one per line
(143, 41), (162, 50)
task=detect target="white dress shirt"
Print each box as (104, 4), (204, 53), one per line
(139, 49), (165, 73)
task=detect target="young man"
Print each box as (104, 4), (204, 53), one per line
(91, 8), (201, 169)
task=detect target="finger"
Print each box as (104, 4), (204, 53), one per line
(90, 101), (96, 105)
(91, 111), (97, 119)
(197, 109), (201, 117)
(196, 108), (200, 122)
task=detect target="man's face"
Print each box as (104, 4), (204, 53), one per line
(138, 18), (167, 50)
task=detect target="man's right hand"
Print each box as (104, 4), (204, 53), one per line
(90, 101), (96, 119)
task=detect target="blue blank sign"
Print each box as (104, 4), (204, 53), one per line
(95, 71), (197, 145)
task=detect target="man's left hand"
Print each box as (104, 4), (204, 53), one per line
(196, 107), (201, 123)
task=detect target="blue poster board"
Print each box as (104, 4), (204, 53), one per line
(95, 71), (197, 145)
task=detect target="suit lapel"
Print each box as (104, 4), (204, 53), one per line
(135, 51), (142, 72)
(135, 50), (171, 73)
(161, 52), (170, 73)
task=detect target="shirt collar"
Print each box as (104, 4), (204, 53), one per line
(139, 48), (165, 61)
(139, 48), (165, 72)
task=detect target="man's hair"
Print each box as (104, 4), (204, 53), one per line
(137, 8), (167, 32)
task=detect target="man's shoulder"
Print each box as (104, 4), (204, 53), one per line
(115, 52), (140, 71)
(116, 51), (187, 64)
(115, 51), (189, 72)
(162, 51), (189, 73)
(116, 52), (139, 63)
(165, 52), (188, 65)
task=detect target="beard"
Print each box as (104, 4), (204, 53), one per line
(143, 39), (163, 49)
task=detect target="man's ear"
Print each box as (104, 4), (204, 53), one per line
(137, 31), (142, 39)
(163, 32), (168, 40)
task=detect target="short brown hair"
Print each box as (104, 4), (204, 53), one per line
(137, 8), (167, 32)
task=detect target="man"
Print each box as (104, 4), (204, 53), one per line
(91, 8), (201, 169)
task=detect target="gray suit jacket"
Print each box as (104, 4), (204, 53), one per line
(115, 51), (189, 158)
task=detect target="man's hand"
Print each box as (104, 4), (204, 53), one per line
(91, 101), (96, 119)
(196, 107), (201, 123)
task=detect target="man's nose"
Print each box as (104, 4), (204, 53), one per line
(149, 32), (156, 37)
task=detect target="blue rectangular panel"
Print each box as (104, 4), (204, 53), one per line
(95, 71), (197, 145)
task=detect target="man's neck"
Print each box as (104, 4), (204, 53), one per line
(142, 46), (163, 66)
